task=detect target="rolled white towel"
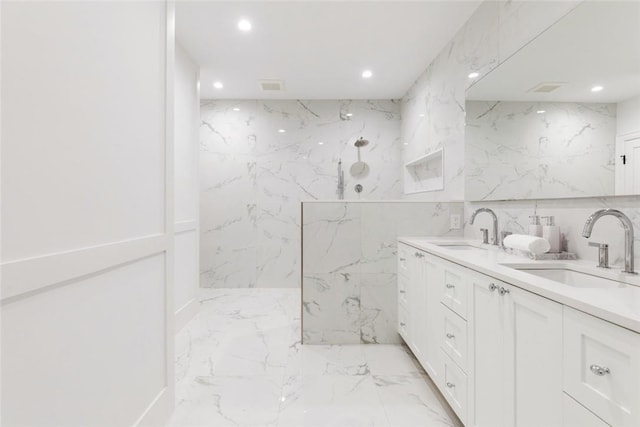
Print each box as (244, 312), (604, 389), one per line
(503, 234), (550, 255)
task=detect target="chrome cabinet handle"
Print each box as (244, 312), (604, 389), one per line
(590, 364), (610, 376)
(399, 257), (406, 261)
(489, 283), (497, 292)
(400, 322), (406, 327)
(445, 283), (455, 289)
(498, 286), (510, 296)
(446, 333), (455, 339)
(399, 290), (406, 294)
(446, 382), (455, 388)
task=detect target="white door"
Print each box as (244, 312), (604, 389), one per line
(1, 2), (174, 426)
(471, 274), (504, 427)
(619, 132), (640, 194)
(503, 284), (563, 427)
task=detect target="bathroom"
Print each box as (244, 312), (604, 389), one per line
(2, 1), (639, 426)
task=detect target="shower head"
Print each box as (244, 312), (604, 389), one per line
(354, 137), (369, 147)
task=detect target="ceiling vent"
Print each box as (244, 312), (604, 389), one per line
(259, 80), (284, 92)
(527, 82), (567, 93)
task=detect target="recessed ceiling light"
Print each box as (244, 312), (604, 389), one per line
(213, 81), (223, 89)
(238, 19), (252, 32)
(591, 85), (603, 92)
(278, 129), (286, 133)
(419, 113), (425, 118)
(536, 110), (546, 114)
(468, 72), (479, 79)
(403, 142), (409, 145)
(318, 141), (324, 145)
(346, 113), (353, 117)
(233, 107), (240, 112)
(362, 70), (373, 79)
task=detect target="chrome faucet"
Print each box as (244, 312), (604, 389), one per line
(582, 209), (636, 274)
(470, 208), (498, 246)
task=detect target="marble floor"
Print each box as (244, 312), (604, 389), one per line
(168, 288), (461, 427)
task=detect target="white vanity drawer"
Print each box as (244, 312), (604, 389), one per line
(442, 304), (467, 371)
(398, 305), (409, 343)
(441, 349), (467, 424)
(563, 307), (640, 427)
(441, 264), (468, 319)
(563, 393), (610, 427)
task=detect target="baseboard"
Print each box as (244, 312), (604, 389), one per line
(133, 386), (173, 427)
(175, 297), (199, 333)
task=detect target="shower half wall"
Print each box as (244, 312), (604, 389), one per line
(302, 201), (464, 344)
(200, 99), (402, 288)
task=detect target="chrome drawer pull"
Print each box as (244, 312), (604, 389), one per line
(399, 290), (406, 294)
(590, 364), (610, 376)
(400, 322), (406, 327)
(399, 257), (406, 261)
(445, 284), (455, 289)
(446, 333), (455, 339)
(498, 286), (510, 296)
(489, 283), (497, 292)
(446, 382), (455, 388)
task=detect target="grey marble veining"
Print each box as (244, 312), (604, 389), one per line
(466, 101), (616, 201)
(200, 100), (402, 289)
(465, 196), (640, 272)
(402, 0), (639, 277)
(401, 1), (579, 201)
(301, 201), (464, 344)
(168, 288), (462, 427)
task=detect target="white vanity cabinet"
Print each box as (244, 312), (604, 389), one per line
(398, 239), (640, 427)
(563, 307), (640, 427)
(470, 272), (563, 427)
(397, 243), (443, 385)
(563, 393), (610, 427)
(397, 243), (564, 427)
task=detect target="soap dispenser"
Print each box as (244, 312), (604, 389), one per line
(541, 216), (560, 253)
(528, 215), (542, 237)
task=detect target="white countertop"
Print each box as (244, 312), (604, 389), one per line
(399, 236), (640, 334)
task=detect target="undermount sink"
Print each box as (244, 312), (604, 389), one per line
(501, 264), (627, 289)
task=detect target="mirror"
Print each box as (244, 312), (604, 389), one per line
(465, 1), (640, 201)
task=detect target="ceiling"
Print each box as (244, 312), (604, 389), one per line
(466, 1), (640, 103)
(175, 1), (481, 100)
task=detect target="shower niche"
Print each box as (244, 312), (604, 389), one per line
(403, 148), (444, 194)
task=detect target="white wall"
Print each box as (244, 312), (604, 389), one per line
(174, 43), (200, 331)
(200, 100), (402, 289)
(1, 2), (175, 426)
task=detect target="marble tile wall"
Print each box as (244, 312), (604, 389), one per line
(466, 101), (616, 200)
(200, 100), (402, 289)
(401, 1), (579, 201)
(302, 201), (464, 344)
(402, 1), (640, 271)
(465, 197), (640, 271)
